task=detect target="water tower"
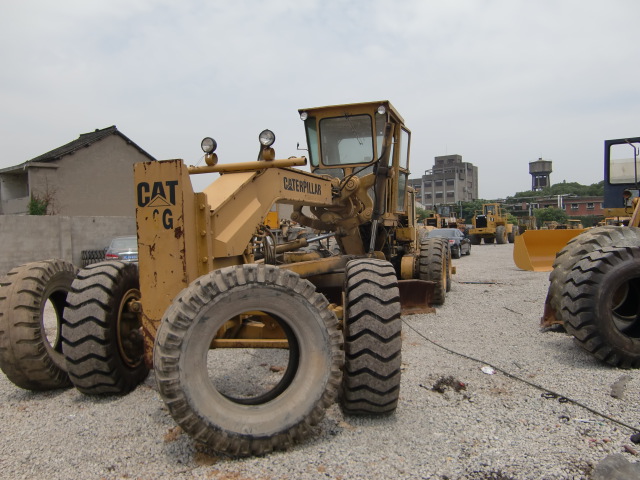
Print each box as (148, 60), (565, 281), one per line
(529, 158), (552, 191)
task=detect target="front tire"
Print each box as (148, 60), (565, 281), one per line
(419, 237), (448, 305)
(62, 261), (148, 394)
(561, 247), (640, 368)
(153, 264), (343, 456)
(0, 260), (77, 390)
(342, 259), (402, 415)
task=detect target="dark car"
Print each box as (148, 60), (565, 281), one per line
(427, 228), (471, 259)
(105, 235), (138, 262)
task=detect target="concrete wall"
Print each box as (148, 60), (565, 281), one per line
(0, 215), (136, 276)
(28, 134), (151, 217)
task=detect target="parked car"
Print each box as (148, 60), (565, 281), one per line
(427, 228), (471, 259)
(105, 235), (138, 262)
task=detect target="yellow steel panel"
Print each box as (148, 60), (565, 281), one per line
(135, 159), (200, 363)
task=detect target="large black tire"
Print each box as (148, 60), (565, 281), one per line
(445, 241), (452, 292)
(153, 264), (343, 457)
(469, 234), (480, 245)
(342, 259), (401, 415)
(561, 247), (640, 368)
(0, 260), (77, 390)
(419, 237), (447, 305)
(496, 225), (507, 244)
(62, 261), (148, 394)
(507, 229), (515, 244)
(547, 227), (640, 325)
(484, 236), (495, 244)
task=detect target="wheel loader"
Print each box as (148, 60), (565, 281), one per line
(538, 137), (640, 368)
(467, 203), (515, 245)
(0, 101), (451, 456)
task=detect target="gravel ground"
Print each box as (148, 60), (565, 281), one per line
(1, 243), (640, 480)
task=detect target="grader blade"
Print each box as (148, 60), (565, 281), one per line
(398, 279), (436, 315)
(513, 229), (587, 271)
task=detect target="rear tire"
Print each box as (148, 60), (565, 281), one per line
(0, 260), (77, 390)
(62, 261), (148, 395)
(154, 264), (343, 456)
(469, 234), (480, 245)
(496, 226), (507, 244)
(342, 259), (402, 415)
(561, 247), (640, 368)
(507, 230), (515, 244)
(419, 237), (447, 305)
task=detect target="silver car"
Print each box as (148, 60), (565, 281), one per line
(105, 235), (138, 262)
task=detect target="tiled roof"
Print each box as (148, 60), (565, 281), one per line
(27, 126), (155, 163)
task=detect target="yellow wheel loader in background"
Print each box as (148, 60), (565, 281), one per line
(539, 137), (640, 368)
(467, 203), (515, 245)
(0, 101), (451, 456)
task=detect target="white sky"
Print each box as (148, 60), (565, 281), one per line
(1, 0), (639, 199)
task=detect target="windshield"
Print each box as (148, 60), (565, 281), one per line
(318, 114), (375, 166)
(609, 142), (640, 184)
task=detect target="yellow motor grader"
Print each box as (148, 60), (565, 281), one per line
(538, 136), (640, 368)
(0, 101), (451, 456)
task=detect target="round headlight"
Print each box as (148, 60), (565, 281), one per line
(201, 137), (217, 154)
(299, 112), (308, 121)
(259, 129), (276, 147)
(377, 105), (387, 115)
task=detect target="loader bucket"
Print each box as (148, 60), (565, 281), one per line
(398, 279), (436, 315)
(513, 229), (587, 272)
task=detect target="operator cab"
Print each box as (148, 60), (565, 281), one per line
(605, 137), (640, 211)
(298, 100), (411, 212)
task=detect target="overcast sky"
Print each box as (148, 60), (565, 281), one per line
(1, 1), (639, 199)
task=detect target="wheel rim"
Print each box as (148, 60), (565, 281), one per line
(208, 312), (300, 405)
(610, 277), (640, 337)
(42, 289), (68, 353)
(116, 288), (144, 368)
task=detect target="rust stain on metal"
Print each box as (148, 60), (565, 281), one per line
(146, 242), (156, 260)
(174, 226), (184, 239)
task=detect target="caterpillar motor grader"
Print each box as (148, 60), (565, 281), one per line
(0, 101), (451, 456)
(538, 137), (640, 368)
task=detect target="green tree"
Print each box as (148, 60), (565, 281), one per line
(416, 207), (431, 222)
(459, 200), (488, 224)
(508, 181), (604, 201)
(534, 207), (568, 226)
(28, 195), (49, 215)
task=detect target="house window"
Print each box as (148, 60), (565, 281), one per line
(587, 203), (594, 210)
(571, 203), (579, 211)
(424, 181), (431, 187)
(446, 179), (454, 186)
